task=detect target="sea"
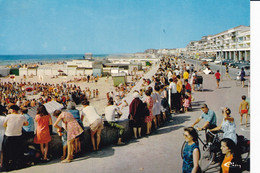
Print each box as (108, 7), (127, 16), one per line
(0, 54), (130, 67)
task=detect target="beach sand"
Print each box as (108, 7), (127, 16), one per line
(0, 68), (153, 116)
(0, 75), (115, 114)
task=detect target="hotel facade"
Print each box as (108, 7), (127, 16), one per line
(185, 25), (250, 61)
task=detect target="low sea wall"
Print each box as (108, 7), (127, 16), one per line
(45, 119), (133, 157)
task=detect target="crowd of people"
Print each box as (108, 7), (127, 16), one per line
(0, 55), (250, 172)
(0, 81), (103, 109)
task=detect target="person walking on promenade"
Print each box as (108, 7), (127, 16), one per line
(239, 95), (249, 127)
(225, 64), (231, 80)
(220, 138), (242, 173)
(144, 90), (153, 135)
(129, 92), (145, 138)
(53, 109), (84, 163)
(215, 70), (221, 89)
(182, 127), (200, 173)
(81, 100), (103, 150)
(240, 68), (246, 88)
(34, 105), (52, 161)
(209, 107), (237, 144)
(105, 98), (125, 144)
(2, 105), (28, 171)
(191, 104), (217, 143)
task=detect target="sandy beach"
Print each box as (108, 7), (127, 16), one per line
(0, 65), (154, 116)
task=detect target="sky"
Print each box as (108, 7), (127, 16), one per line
(0, 0), (250, 55)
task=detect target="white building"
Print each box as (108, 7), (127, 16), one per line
(184, 25), (250, 61)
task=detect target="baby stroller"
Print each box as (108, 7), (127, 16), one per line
(195, 76), (203, 91)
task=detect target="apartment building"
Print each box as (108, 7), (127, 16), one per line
(185, 25), (250, 61)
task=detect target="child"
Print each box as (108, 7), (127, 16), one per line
(57, 125), (68, 161)
(239, 95), (249, 127)
(95, 89), (99, 97)
(186, 90), (192, 110)
(215, 70), (221, 89)
(183, 95), (190, 113)
(93, 89), (95, 98)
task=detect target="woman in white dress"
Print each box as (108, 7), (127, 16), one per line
(210, 107), (237, 144)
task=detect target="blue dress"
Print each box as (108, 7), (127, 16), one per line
(182, 142), (199, 173)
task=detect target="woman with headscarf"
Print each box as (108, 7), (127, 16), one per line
(129, 92), (145, 138)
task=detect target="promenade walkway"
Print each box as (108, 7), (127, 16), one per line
(12, 70), (250, 173)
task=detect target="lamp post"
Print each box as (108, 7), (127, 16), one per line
(220, 39), (223, 80)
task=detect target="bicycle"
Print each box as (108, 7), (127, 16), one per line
(181, 129), (223, 172)
(181, 129), (250, 172)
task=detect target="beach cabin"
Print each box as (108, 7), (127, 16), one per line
(84, 53), (93, 60)
(112, 73), (127, 87)
(10, 68), (20, 76)
(66, 59), (94, 68)
(92, 63), (103, 77)
(67, 67), (77, 76)
(76, 67), (85, 76)
(128, 63), (142, 75)
(19, 68), (27, 76)
(27, 67), (37, 76)
(0, 68), (10, 77)
(84, 67), (93, 76)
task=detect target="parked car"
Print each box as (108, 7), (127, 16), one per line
(229, 61), (240, 68)
(200, 57), (208, 61)
(222, 59), (232, 65)
(206, 57), (216, 62)
(214, 58), (221, 64)
(237, 64), (250, 69)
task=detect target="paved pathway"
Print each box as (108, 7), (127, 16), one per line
(12, 71), (250, 173)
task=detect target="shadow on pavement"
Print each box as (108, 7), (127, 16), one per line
(189, 107), (202, 112)
(150, 125), (184, 136)
(77, 145), (115, 160)
(170, 115), (191, 126)
(33, 146), (115, 166)
(192, 101), (205, 106)
(220, 86), (231, 89)
(200, 89), (214, 92)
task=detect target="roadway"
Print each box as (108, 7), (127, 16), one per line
(184, 58), (249, 79)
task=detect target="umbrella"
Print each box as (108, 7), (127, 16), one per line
(58, 69), (63, 73)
